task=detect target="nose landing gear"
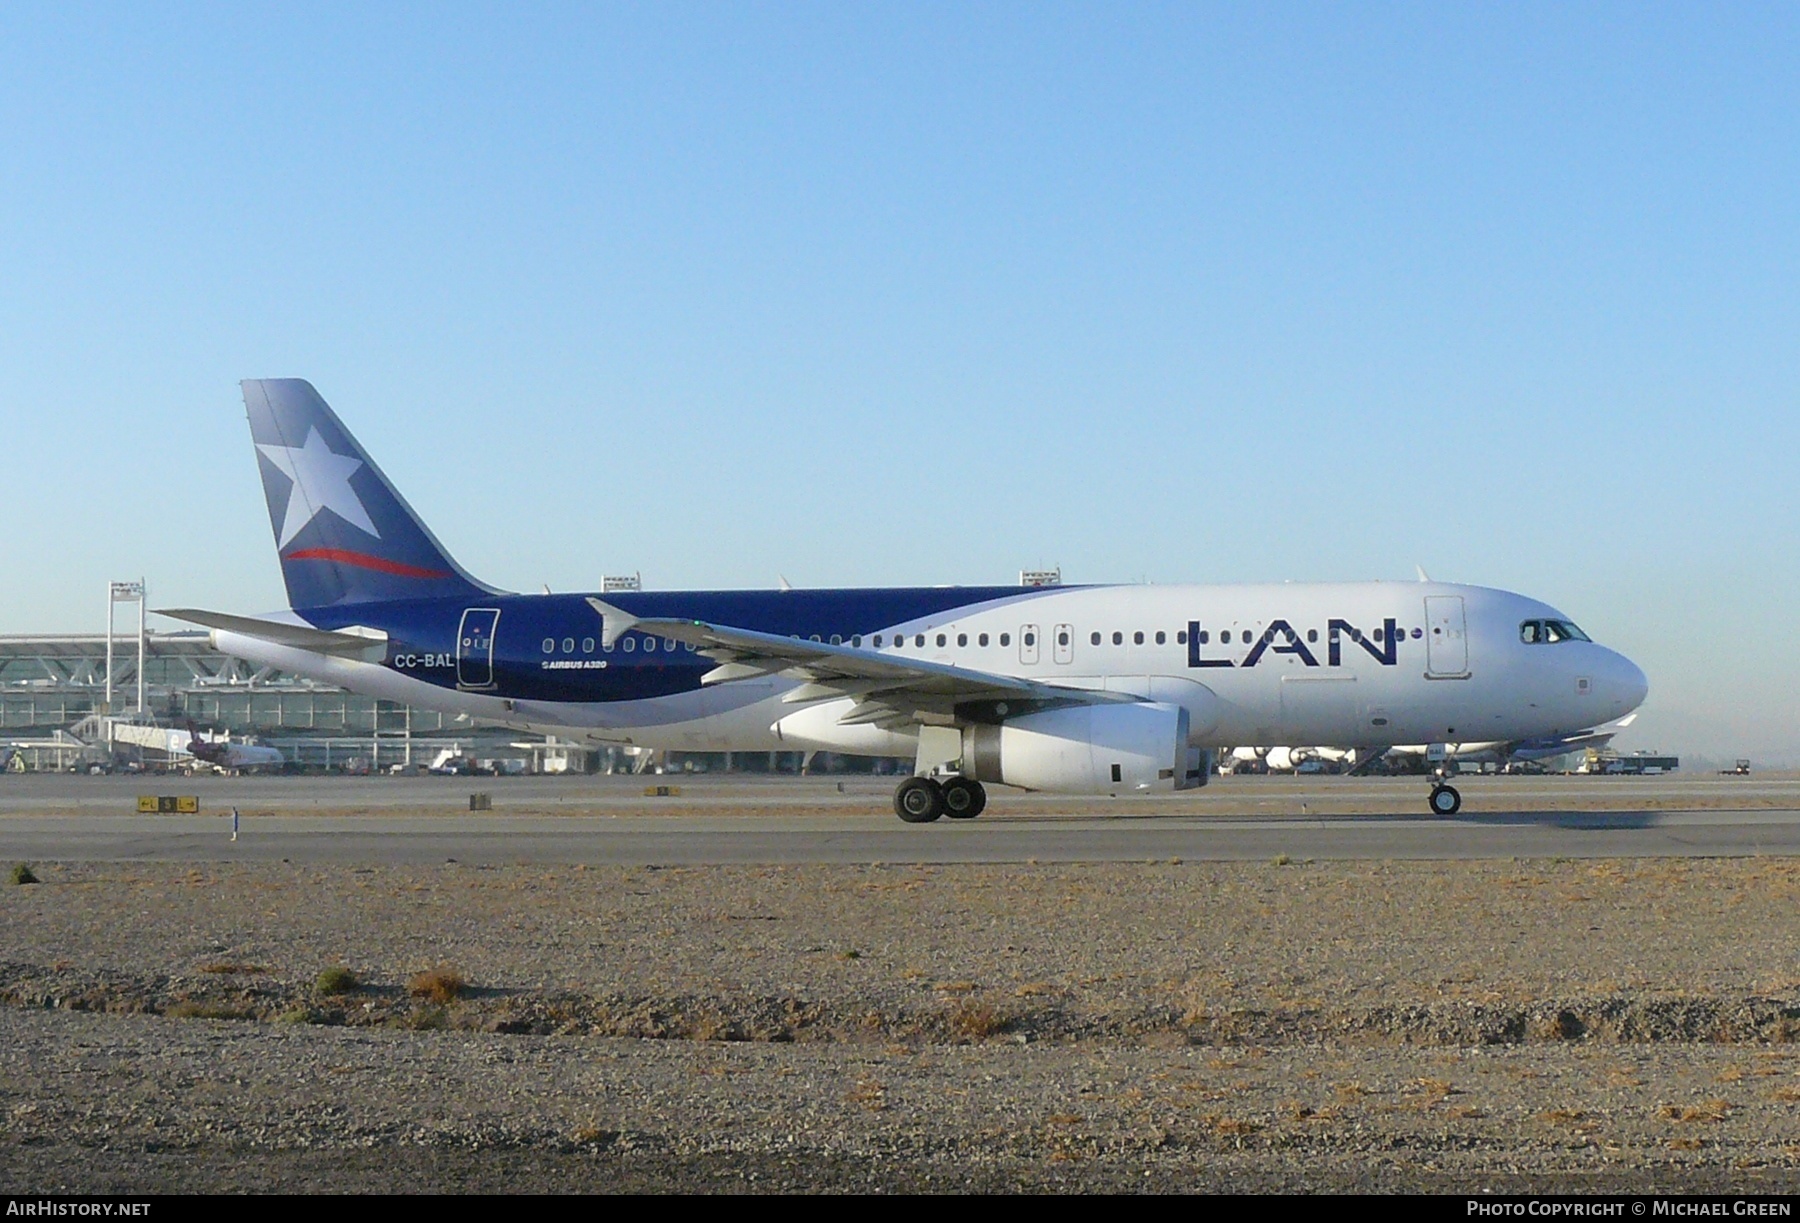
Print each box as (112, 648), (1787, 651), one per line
(1428, 781), (1462, 816)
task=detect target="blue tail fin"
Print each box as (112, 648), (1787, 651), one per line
(243, 379), (496, 608)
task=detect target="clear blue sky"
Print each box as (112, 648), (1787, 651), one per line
(2, 3), (1795, 761)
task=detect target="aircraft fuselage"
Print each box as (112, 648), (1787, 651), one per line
(217, 579), (1646, 755)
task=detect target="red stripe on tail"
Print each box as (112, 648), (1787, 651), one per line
(283, 548), (452, 580)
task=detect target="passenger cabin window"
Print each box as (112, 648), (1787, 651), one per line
(1022, 631), (1036, 646)
(622, 637), (636, 652)
(1155, 631), (1165, 645)
(1133, 631), (1144, 645)
(1000, 633), (1010, 647)
(1057, 629), (1070, 646)
(915, 634), (926, 647)
(957, 633), (967, 647)
(978, 633), (989, 646)
(936, 633), (946, 647)
(1111, 631), (1123, 645)
(1177, 630), (1187, 644)
(1090, 631), (1101, 646)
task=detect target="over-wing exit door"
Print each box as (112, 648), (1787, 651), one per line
(457, 608), (500, 689)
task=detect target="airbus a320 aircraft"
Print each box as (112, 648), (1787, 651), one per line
(163, 380), (1648, 822)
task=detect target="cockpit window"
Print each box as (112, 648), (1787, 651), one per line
(1521, 619), (1592, 644)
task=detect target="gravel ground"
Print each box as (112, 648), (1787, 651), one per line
(7, 856), (1800, 1192)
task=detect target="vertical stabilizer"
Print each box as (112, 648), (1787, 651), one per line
(243, 379), (496, 608)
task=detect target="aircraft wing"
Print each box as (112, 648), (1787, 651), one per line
(155, 609), (389, 661)
(587, 598), (1130, 726)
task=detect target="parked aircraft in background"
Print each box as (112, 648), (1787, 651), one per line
(184, 722), (285, 772)
(1381, 713), (1639, 772)
(161, 380), (1648, 821)
(1234, 713), (1639, 775)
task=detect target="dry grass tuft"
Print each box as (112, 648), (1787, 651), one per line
(946, 998), (1008, 1041)
(685, 1009), (730, 1041)
(9, 863), (39, 885)
(408, 966), (467, 1005)
(1208, 1114), (1263, 1136)
(198, 962), (266, 975)
(164, 1000), (255, 1021)
(1661, 1100), (1732, 1124)
(314, 965), (360, 995)
(845, 1078), (887, 1111)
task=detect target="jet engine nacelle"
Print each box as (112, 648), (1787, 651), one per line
(962, 701), (1201, 794)
(771, 699), (917, 756)
(1265, 745), (1310, 772)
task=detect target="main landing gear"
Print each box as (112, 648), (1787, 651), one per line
(1428, 782), (1462, 816)
(893, 776), (987, 823)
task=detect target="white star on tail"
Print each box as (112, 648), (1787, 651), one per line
(256, 428), (381, 547)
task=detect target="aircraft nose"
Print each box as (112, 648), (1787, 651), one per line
(1609, 650), (1649, 713)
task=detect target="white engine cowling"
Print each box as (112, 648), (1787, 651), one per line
(1265, 745), (1304, 772)
(962, 701), (1201, 794)
(772, 698), (917, 756)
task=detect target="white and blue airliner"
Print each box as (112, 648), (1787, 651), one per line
(164, 380), (1649, 822)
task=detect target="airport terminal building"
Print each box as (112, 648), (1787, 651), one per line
(0, 631), (506, 772)
(0, 631), (848, 776)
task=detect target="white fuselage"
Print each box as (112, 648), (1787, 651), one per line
(214, 580), (1648, 761)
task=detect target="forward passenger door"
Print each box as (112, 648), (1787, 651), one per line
(1423, 596), (1470, 679)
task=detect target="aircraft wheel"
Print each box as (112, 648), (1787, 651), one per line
(894, 777), (945, 823)
(1428, 784), (1462, 816)
(941, 777), (986, 819)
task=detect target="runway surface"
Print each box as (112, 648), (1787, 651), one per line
(2, 772), (1796, 864)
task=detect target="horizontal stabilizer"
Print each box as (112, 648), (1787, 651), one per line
(155, 608), (388, 660)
